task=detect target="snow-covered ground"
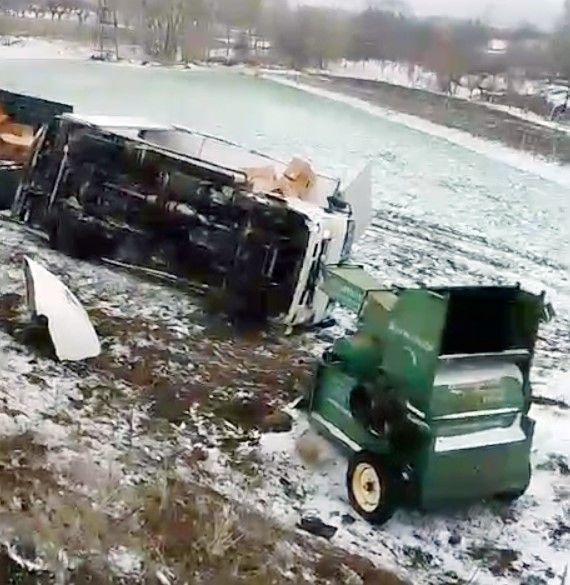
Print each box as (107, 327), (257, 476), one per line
(327, 59), (440, 93)
(0, 213), (566, 585)
(0, 51), (566, 584)
(267, 75), (570, 188)
(0, 220), (346, 583)
(0, 35), (92, 60)
(0, 34), (145, 63)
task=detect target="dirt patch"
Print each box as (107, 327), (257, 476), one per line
(0, 433), (56, 513)
(0, 293), (56, 358)
(301, 74), (570, 165)
(468, 545), (520, 577)
(135, 477), (409, 585)
(85, 308), (313, 432)
(309, 548), (409, 585)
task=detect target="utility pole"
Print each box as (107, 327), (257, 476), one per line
(94, 0), (120, 61)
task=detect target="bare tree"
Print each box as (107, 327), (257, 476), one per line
(140, 0), (212, 61)
(424, 28), (469, 94)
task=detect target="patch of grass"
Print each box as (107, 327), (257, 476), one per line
(0, 432), (403, 585)
(137, 478), (290, 583)
(0, 432), (47, 461)
(0, 292), (20, 316)
(0, 293), (23, 336)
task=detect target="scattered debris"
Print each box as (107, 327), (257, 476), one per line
(245, 157), (316, 200)
(550, 518), (570, 543)
(23, 256), (101, 361)
(298, 516), (338, 540)
(402, 545), (435, 569)
(448, 532), (462, 546)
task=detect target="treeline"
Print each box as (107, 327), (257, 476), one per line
(1, 0), (569, 84)
(118, 0), (560, 82)
(0, 0), (92, 19)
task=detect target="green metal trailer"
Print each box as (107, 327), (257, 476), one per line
(308, 265), (552, 524)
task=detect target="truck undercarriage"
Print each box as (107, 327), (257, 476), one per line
(14, 117), (317, 323)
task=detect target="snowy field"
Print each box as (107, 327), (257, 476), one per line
(0, 56), (567, 584)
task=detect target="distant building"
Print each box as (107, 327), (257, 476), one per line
(487, 39), (509, 55)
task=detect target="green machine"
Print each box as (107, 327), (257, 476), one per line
(307, 265), (553, 524)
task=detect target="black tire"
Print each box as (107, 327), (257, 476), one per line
(51, 216), (80, 257)
(347, 451), (397, 525)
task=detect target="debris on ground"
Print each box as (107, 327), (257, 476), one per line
(298, 516), (338, 540)
(23, 256), (101, 361)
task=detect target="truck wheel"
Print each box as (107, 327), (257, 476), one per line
(52, 217), (81, 258)
(347, 451), (397, 525)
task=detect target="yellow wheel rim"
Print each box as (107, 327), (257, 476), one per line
(352, 462), (382, 512)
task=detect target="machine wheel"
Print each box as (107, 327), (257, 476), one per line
(347, 451), (397, 525)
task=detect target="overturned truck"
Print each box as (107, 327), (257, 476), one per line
(12, 111), (372, 326)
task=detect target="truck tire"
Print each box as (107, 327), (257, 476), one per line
(347, 451), (397, 525)
(50, 215), (83, 258)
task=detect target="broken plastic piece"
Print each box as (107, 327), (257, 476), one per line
(23, 256), (101, 361)
(342, 162), (373, 241)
